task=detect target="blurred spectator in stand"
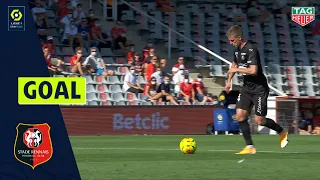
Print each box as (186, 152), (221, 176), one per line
(113, 31), (130, 55)
(69, 47), (85, 75)
(77, 18), (90, 48)
(44, 47), (58, 76)
(154, 75), (179, 105)
(31, 0), (48, 25)
(272, 0), (290, 15)
(145, 56), (157, 81)
(142, 39), (154, 62)
(246, 0), (271, 22)
(173, 57), (188, 71)
(43, 46), (64, 75)
(73, 3), (85, 25)
(90, 18), (109, 48)
(160, 58), (167, 69)
(193, 74), (208, 104)
(132, 54), (144, 76)
(156, 0), (176, 12)
(151, 63), (163, 85)
(145, 47), (156, 64)
(227, 4), (246, 22)
(144, 47), (156, 70)
(123, 66), (144, 94)
(172, 65), (185, 93)
(62, 19), (83, 48)
(180, 75), (196, 103)
(298, 110), (320, 135)
(57, 0), (69, 19)
(42, 36), (56, 56)
(144, 77), (160, 103)
(86, 9), (97, 28)
(127, 44), (135, 64)
(83, 47), (114, 77)
(60, 9), (73, 33)
(35, 14), (48, 44)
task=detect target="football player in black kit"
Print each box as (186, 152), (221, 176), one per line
(225, 25), (289, 154)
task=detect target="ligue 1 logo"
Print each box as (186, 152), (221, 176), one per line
(291, 7), (315, 26)
(14, 123), (53, 169)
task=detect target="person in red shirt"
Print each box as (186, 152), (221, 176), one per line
(90, 18), (107, 48)
(180, 75), (196, 103)
(145, 56), (157, 81)
(42, 36), (56, 56)
(69, 47), (85, 75)
(127, 45), (135, 64)
(193, 74), (208, 104)
(142, 39), (153, 62)
(173, 57), (188, 70)
(43, 47), (58, 75)
(57, 0), (69, 19)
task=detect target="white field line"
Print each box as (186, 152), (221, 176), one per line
(73, 147), (306, 154)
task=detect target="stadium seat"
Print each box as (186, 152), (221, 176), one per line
(112, 92), (126, 102)
(99, 92), (113, 101)
(86, 93), (98, 102)
(95, 76), (108, 84)
(86, 85), (96, 93)
(84, 76), (96, 84)
(107, 76), (121, 84)
(125, 93), (139, 102)
(127, 101), (140, 105)
(101, 101), (113, 106)
(114, 102), (126, 105)
(96, 84), (110, 93)
(141, 102), (152, 105)
(110, 85), (123, 93)
(88, 101), (99, 106)
(117, 67), (129, 75)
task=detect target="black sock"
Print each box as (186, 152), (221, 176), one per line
(239, 120), (253, 146)
(263, 118), (283, 134)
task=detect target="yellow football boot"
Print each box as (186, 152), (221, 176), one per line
(280, 129), (289, 148)
(235, 147), (257, 155)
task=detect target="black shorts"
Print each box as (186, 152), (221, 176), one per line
(236, 88), (269, 116)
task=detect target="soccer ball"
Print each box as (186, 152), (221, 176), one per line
(179, 138), (197, 154)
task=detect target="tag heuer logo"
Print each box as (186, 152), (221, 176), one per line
(291, 7), (315, 26)
(14, 123), (53, 169)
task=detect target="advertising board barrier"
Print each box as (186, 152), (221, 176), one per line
(276, 97), (320, 134)
(214, 108), (239, 132)
(61, 106), (223, 135)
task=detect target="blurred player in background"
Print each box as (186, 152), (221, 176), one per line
(225, 25), (289, 154)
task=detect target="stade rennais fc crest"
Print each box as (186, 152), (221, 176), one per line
(14, 123), (53, 169)
(291, 7), (315, 26)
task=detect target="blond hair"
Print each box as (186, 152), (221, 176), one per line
(226, 25), (243, 38)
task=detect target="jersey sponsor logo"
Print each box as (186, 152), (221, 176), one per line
(240, 53), (246, 55)
(291, 7), (315, 26)
(249, 48), (253, 52)
(14, 123), (53, 169)
(247, 61), (252, 63)
(238, 63), (248, 75)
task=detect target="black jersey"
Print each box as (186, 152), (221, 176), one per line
(233, 41), (268, 93)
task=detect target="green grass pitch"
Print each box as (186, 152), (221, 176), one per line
(70, 135), (320, 180)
